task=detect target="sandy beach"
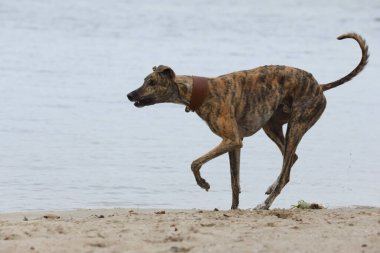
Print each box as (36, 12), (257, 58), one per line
(0, 207), (378, 253)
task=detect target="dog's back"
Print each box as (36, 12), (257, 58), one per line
(202, 65), (322, 137)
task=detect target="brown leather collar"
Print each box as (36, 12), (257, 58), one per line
(185, 76), (209, 112)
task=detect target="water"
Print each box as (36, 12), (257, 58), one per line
(0, 0), (379, 212)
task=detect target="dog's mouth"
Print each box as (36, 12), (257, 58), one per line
(133, 96), (156, 108)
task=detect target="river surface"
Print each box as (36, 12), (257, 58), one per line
(0, 0), (379, 212)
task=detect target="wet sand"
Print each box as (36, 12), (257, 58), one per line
(0, 207), (379, 253)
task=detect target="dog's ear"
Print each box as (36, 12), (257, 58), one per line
(155, 65), (176, 80)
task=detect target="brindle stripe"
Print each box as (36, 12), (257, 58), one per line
(297, 75), (309, 96)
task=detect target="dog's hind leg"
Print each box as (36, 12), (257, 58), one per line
(263, 115), (298, 195)
(229, 147), (241, 209)
(256, 95), (326, 209)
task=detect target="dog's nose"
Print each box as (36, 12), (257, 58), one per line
(127, 92), (134, 101)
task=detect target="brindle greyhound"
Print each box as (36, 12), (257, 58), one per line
(127, 33), (369, 210)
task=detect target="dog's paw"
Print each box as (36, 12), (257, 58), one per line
(254, 203), (269, 210)
(231, 202), (239, 210)
(198, 178), (210, 191)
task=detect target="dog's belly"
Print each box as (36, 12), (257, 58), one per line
(235, 82), (283, 137)
(237, 117), (269, 137)
(236, 103), (277, 137)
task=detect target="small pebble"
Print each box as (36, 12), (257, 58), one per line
(43, 214), (60, 220)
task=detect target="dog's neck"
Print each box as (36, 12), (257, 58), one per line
(174, 75), (193, 106)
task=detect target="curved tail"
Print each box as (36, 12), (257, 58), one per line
(320, 33), (369, 91)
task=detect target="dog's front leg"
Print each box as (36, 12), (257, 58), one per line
(191, 138), (242, 192)
(229, 147), (241, 209)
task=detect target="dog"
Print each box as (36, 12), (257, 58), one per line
(127, 33), (369, 210)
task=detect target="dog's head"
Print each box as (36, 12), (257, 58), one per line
(127, 65), (177, 108)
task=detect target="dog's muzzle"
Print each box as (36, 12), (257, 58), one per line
(127, 90), (155, 108)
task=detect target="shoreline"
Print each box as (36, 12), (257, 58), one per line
(0, 207), (379, 253)
(1, 203), (378, 215)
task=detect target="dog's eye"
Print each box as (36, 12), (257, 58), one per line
(148, 80), (155, 86)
